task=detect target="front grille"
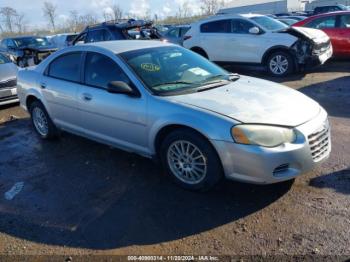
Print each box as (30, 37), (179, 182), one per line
(0, 79), (16, 89)
(308, 120), (330, 162)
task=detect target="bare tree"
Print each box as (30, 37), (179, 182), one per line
(14, 13), (26, 33)
(0, 7), (17, 33)
(200, 0), (225, 15)
(103, 11), (113, 22)
(68, 10), (79, 32)
(177, 2), (191, 19)
(111, 4), (123, 21)
(43, 1), (57, 32)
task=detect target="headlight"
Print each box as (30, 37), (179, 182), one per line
(231, 125), (296, 147)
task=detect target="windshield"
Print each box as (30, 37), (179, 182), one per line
(251, 16), (288, 31)
(14, 37), (51, 48)
(0, 53), (11, 64)
(120, 46), (232, 95)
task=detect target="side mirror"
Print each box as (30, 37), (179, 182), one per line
(249, 27), (260, 35)
(107, 81), (139, 97)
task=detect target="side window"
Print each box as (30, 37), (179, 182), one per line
(167, 28), (180, 37)
(0, 53), (11, 64)
(306, 16), (336, 29)
(340, 15), (350, 28)
(180, 27), (190, 37)
(7, 39), (16, 48)
(84, 52), (130, 89)
(48, 52), (82, 82)
(200, 19), (231, 33)
(86, 30), (104, 43)
(103, 30), (113, 41)
(232, 19), (255, 34)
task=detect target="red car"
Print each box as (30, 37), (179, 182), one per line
(293, 11), (350, 57)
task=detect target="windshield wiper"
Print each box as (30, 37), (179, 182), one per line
(203, 73), (240, 83)
(152, 81), (194, 88)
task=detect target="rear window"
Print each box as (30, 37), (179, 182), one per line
(306, 16), (336, 29)
(48, 52), (81, 82)
(200, 19), (231, 33)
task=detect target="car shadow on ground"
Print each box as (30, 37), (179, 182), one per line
(0, 118), (293, 249)
(222, 59), (350, 84)
(309, 168), (350, 195)
(297, 76), (350, 119)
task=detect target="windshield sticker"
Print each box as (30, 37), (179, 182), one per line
(188, 67), (210, 76)
(141, 63), (160, 72)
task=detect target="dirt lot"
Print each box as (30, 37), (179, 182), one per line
(0, 60), (349, 257)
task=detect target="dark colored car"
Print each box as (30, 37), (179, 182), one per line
(72, 19), (161, 45)
(160, 25), (191, 46)
(0, 36), (57, 67)
(294, 11), (350, 57)
(313, 4), (349, 15)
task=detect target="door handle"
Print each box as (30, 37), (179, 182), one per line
(40, 82), (46, 89)
(82, 93), (92, 101)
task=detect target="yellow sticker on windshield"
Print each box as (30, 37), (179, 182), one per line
(141, 63), (160, 72)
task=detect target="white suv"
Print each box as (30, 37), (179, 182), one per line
(183, 14), (333, 76)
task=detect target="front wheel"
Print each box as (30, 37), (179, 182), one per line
(266, 51), (294, 77)
(160, 128), (223, 191)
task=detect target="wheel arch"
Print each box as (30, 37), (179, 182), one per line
(154, 124), (218, 158)
(261, 45), (295, 65)
(190, 46), (209, 59)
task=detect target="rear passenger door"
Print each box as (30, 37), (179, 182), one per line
(78, 52), (148, 153)
(337, 14), (350, 56)
(199, 19), (232, 61)
(224, 19), (266, 63)
(42, 52), (84, 132)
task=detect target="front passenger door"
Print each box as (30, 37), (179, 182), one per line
(78, 52), (148, 153)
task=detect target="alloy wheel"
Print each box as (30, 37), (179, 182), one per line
(167, 140), (207, 184)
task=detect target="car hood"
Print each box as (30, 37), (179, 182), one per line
(164, 76), (320, 127)
(281, 26), (330, 44)
(0, 63), (17, 82)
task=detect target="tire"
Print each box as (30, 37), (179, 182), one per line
(192, 48), (208, 59)
(160, 128), (223, 191)
(266, 51), (294, 77)
(29, 100), (58, 139)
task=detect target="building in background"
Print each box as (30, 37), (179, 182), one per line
(218, 0), (350, 14)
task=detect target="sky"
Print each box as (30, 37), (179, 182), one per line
(1, 0), (205, 28)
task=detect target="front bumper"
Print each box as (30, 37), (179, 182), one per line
(0, 80), (18, 106)
(211, 109), (330, 184)
(306, 44), (333, 67)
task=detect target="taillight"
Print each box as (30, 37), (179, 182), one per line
(183, 35), (192, 41)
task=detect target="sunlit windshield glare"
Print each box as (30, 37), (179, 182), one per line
(14, 37), (50, 48)
(251, 16), (288, 31)
(120, 46), (230, 94)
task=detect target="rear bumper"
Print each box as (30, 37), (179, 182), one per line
(211, 109), (330, 184)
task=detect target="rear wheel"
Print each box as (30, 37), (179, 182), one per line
(29, 100), (58, 139)
(191, 48), (208, 59)
(160, 128), (223, 191)
(266, 51), (294, 77)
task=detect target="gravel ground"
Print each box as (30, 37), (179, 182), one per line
(0, 60), (349, 258)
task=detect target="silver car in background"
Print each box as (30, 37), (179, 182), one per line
(0, 53), (18, 106)
(17, 41), (331, 191)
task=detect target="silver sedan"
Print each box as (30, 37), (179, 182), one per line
(0, 53), (18, 106)
(17, 41), (331, 191)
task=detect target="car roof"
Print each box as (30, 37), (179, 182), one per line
(197, 13), (263, 23)
(85, 40), (174, 54)
(308, 10), (350, 18)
